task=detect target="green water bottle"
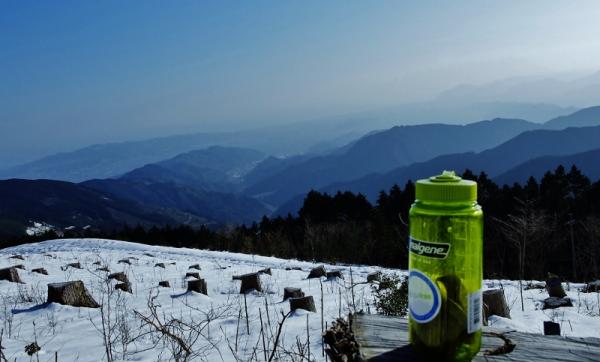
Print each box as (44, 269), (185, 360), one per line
(408, 171), (483, 361)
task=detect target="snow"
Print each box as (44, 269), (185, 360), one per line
(25, 222), (53, 236)
(0, 238), (598, 361)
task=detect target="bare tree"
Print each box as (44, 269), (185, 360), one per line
(494, 198), (546, 311)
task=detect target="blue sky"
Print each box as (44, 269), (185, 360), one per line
(1, 1), (600, 165)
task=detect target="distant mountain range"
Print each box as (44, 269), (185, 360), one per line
(295, 125), (600, 211)
(437, 72), (600, 108)
(121, 146), (265, 193)
(0, 179), (208, 237)
(0, 121), (362, 182)
(3, 105), (600, 235)
(244, 118), (540, 206)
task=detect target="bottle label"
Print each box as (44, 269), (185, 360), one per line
(468, 289), (482, 334)
(408, 269), (441, 323)
(409, 237), (451, 259)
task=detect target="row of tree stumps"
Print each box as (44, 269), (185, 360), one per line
(483, 274), (587, 336)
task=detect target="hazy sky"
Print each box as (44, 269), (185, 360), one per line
(2, 1), (600, 165)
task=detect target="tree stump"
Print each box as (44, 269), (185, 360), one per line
(185, 272), (200, 279)
(283, 287), (305, 301)
(289, 296), (316, 312)
(524, 282), (546, 290)
(115, 282), (132, 293)
(258, 268), (272, 275)
(154, 263), (165, 269)
(63, 262), (82, 270)
(188, 264), (201, 270)
(367, 271), (382, 283)
(544, 321), (561, 335)
(543, 296), (573, 309)
(158, 281), (171, 288)
(482, 289), (511, 324)
(546, 276), (566, 298)
(32, 268), (48, 275)
(326, 270), (344, 280)
(108, 272), (129, 283)
(0, 267), (23, 283)
(582, 280), (600, 293)
(307, 265), (326, 279)
(187, 279), (208, 295)
(239, 273), (262, 294)
(47, 281), (99, 308)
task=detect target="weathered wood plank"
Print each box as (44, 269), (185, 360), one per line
(352, 314), (600, 361)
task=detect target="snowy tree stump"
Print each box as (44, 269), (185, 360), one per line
(326, 270), (344, 280)
(367, 271), (382, 283)
(47, 281), (99, 308)
(185, 272), (200, 279)
(307, 265), (327, 279)
(524, 282), (545, 290)
(62, 262), (82, 270)
(187, 279), (208, 295)
(115, 282), (132, 293)
(289, 296), (316, 312)
(239, 273), (262, 294)
(346, 313), (600, 361)
(542, 296), (573, 309)
(482, 289), (511, 324)
(545, 276), (566, 298)
(108, 272), (128, 283)
(0, 267), (23, 283)
(283, 287), (305, 301)
(582, 280), (600, 293)
(154, 263), (165, 269)
(188, 264), (201, 270)
(32, 268), (48, 275)
(158, 281), (170, 288)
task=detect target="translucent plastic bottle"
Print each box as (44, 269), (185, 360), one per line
(408, 171), (483, 361)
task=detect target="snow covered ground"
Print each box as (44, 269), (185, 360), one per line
(0, 238), (599, 361)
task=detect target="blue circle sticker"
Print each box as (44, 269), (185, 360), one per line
(408, 269), (441, 323)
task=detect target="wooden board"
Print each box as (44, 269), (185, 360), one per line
(352, 314), (600, 361)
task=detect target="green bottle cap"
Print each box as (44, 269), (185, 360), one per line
(415, 170), (477, 202)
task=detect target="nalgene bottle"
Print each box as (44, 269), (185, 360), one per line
(408, 171), (483, 361)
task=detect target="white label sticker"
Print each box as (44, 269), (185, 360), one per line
(408, 269), (441, 324)
(468, 289), (482, 334)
